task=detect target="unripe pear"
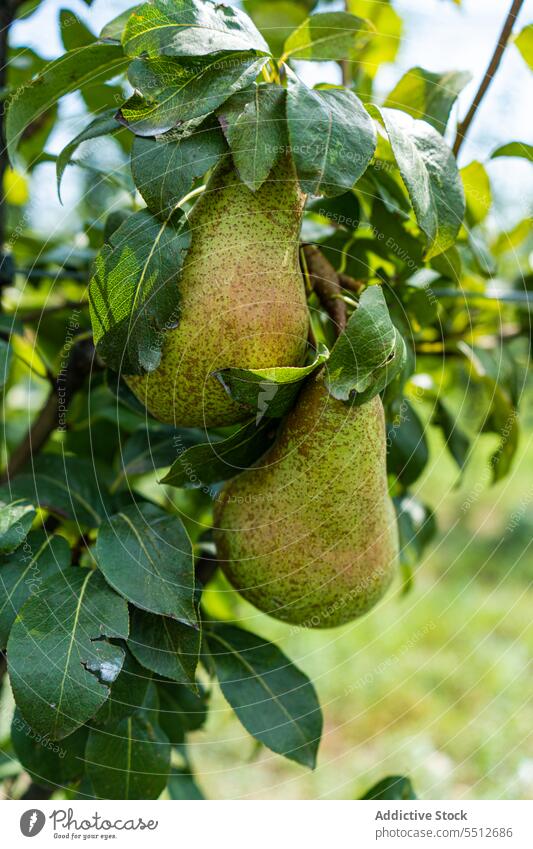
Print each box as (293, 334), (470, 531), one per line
(126, 155), (309, 427)
(214, 373), (398, 628)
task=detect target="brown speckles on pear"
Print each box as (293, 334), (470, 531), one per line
(214, 375), (398, 628)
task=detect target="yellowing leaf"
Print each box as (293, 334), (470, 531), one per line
(3, 169), (29, 206)
(461, 160), (491, 226)
(348, 0), (402, 76)
(515, 23), (533, 71)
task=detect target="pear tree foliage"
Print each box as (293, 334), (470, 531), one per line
(0, 0), (529, 800)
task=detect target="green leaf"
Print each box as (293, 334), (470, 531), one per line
(215, 349), (328, 418)
(0, 499), (35, 555)
(387, 399), (429, 487)
(461, 160), (491, 226)
(372, 106), (465, 259)
(8, 569), (129, 739)
(361, 774), (417, 799)
(119, 53), (267, 137)
(11, 709), (88, 789)
(384, 67), (470, 133)
(307, 189), (361, 228)
(59, 8), (95, 50)
(86, 714), (171, 799)
(491, 218), (532, 257)
(0, 338), (12, 390)
(0, 314), (24, 338)
(0, 531), (70, 648)
(131, 120), (227, 216)
(123, 0), (270, 58)
(93, 648), (151, 726)
(206, 623), (322, 769)
(6, 43), (127, 162)
(287, 78), (376, 197)
(89, 207), (191, 375)
(221, 83), (287, 190)
(161, 418), (277, 489)
(405, 286), (439, 327)
(157, 680), (208, 732)
(0, 47), (57, 168)
(56, 109), (122, 200)
(367, 166), (412, 218)
(243, 0), (315, 57)
(430, 246), (461, 283)
(167, 767), (205, 799)
(114, 425), (207, 487)
(7, 45), (48, 90)
(1, 455), (115, 527)
(101, 7), (142, 42)
(394, 495), (436, 594)
(14, 0), (45, 21)
(129, 608), (200, 685)
(491, 141), (533, 162)
(156, 693), (185, 746)
(485, 395), (519, 483)
(347, 0), (402, 79)
(282, 11), (371, 61)
(431, 398), (470, 470)
(325, 286), (406, 403)
(215, 84), (255, 125)
(95, 502), (197, 625)
(515, 23), (533, 71)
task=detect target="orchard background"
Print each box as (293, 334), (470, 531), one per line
(0, 0), (531, 801)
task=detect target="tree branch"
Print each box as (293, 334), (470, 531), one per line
(453, 0), (525, 156)
(338, 272), (364, 295)
(0, 337), (99, 484)
(0, 1), (31, 311)
(301, 244), (347, 334)
(340, 0), (353, 89)
(0, 1), (15, 313)
(15, 299), (89, 323)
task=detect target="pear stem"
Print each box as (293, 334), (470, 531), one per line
(301, 244), (348, 336)
(338, 272), (364, 295)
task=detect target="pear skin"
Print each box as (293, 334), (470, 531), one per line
(126, 155), (309, 427)
(214, 373), (398, 628)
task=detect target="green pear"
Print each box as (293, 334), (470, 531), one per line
(214, 372), (398, 628)
(126, 155), (309, 427)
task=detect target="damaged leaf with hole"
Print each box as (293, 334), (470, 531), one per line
(7, 569), (129, 740)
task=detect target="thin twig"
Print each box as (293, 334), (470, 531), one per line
(14, 299), (89, 322)
(338, 272), (364, 295)
(341, 59), (351, 88)
(0, 336), (99, 484)
(16, 268), (89, 283)
(0, 1), (16, 314)
(453, 0), (525, 156)
(340, 0), (352, 88)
